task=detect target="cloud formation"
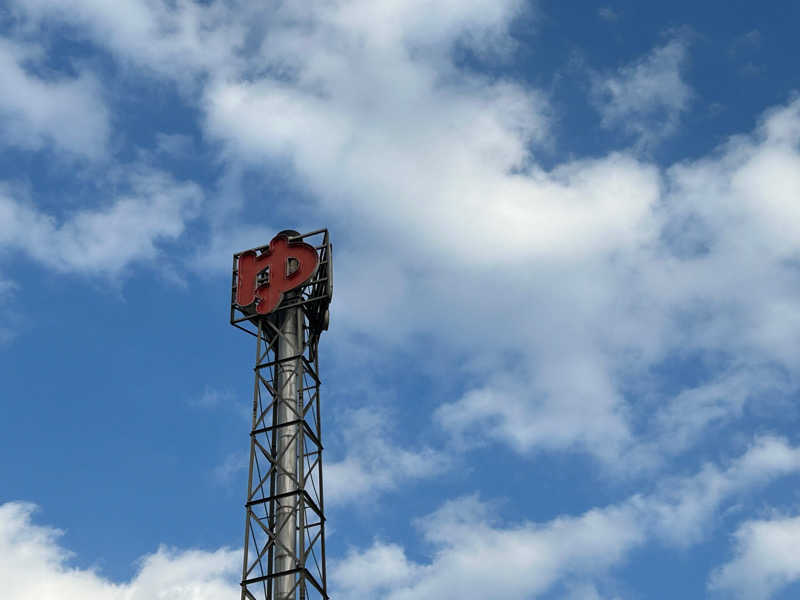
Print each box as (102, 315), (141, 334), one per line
(6, 0), (800, 475)
(0, 38), (109, 158)
(2, 7), (800, 599)
(332, 436), (800, 599)
(5, 436), (798, 600)
(710, 513), (800, 599)
(0, 502), (239, 600)
(325, 407), (450, 505)
(0, 168), (202, 276)
(591, 37), (692, 147)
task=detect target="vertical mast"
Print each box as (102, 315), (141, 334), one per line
(231, 230), (333, 600)
(274, 304), (301, 599)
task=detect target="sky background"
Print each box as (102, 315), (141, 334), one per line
(2, 1), (800, 599)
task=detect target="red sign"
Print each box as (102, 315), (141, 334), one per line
(236, 233), (319, 315)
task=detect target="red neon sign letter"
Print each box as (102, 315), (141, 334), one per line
(236, 234), (319, 315)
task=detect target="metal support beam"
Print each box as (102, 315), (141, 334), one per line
(274, 305), (302, 598)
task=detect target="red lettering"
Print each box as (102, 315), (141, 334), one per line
(236, 234), (319, 315)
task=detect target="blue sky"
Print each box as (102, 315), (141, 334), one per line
(2, 1), (800, 599)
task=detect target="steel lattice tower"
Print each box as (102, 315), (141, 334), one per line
(231, 229), (333, 600)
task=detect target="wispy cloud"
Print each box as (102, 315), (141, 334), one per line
(3, 436), (799, 600)
(0, 38), (109, 158)
(0, 502), (239, 600)
(591, 37), (692, 148)
(0, 277), (19, 344)
(0, 168), (202, 277)
(211, 451), (248, 486)
(710, 512), (800, 599)
(188, 386), (238, 411)
(333, 435), (800, 599)
(598, 7), (620, 22)
(325, 407), (450, 506)
(8, 0), (800, 477)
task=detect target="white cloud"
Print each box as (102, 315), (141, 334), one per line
(4, 4), (800, 599)
(10, 0), (248, 84)
(3, 436), (800, 600)
(7, 0), (800, 474)
(333, 436), (800, 599)
(648, 366), (788, 457)
(7, 1), (652, 467)
(332, 494), (643, 600)
(333, 541), (423, 597)
(710, 514), (800, 599)
(155, 133), (194, 157)
(118, 2), (800, 470)
(0, 37), (109, 158)
(12, 0), (526, 80)
(660, 99), (800, 367)
(325, 407), (449, 505)
(598, 7), (620, 22)
(0, 168), (202, 276)
(321, 0), (526, 55)
(0, 502), (239, 600)
(591, 37), (692, 147)
(189, 385), (236, 410)
(0, 276), (19, 343)
(207, 400), (448, 500)
(211, 450), (249, 485)
(641, 435), (800, 547)
(565, 582), (621, 600)
(436, 98), (800, 466)
(436, 361), (632, 461)
(191, 1), (671, 467)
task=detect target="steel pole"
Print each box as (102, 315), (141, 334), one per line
(274, 305), (303, 599)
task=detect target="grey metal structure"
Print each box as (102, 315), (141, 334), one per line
(231, 229), (333, 600)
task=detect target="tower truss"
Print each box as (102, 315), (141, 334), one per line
(231, 229), (333, 600)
